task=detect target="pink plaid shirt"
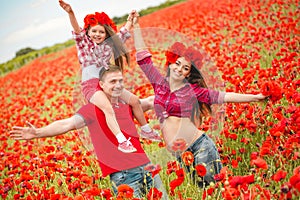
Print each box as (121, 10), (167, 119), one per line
(136, 50), (225, 123)
(72, 26), (130, 82)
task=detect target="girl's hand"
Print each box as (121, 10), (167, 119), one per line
(10, 121), (38, 140)
(59, 0), (72, 13)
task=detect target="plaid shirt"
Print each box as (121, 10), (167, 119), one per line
(137, 51), (225, 123)
(73, 26), (131, 70)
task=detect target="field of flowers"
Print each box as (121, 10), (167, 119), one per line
(1, 0), (299, 199)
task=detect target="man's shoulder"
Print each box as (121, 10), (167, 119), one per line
(76, 103), (96, 115)
(77, 102), (132, 116)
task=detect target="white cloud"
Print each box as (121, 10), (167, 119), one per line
(0, 0), (167, 63)
(30, 0), (49, 8)
(4, 16), (69, 45)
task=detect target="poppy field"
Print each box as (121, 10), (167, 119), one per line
(1, 0), (299, 199)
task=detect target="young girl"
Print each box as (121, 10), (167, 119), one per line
(59, 0), (161, 153)
(132, 15), (267, 186)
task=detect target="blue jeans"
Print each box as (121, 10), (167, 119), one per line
(110, 162), (168, 199)
(177, 134), (222, 187)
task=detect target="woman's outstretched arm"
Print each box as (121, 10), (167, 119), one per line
(133, 14), (147, 52)
(224, 92), (267, 103)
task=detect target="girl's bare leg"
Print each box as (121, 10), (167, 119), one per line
(121, 90), (161, 141)
(90, 90), (137, 152)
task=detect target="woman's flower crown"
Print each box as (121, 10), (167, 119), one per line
(83, 12), (117, 32)
(165, 42), (204, 69)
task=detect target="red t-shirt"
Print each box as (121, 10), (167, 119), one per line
(76, 102), (150, 177)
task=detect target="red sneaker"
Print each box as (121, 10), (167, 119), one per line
(140, 129), (162, 142)
(118, 138), (137, 153)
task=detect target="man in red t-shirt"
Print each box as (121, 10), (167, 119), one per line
(10, 65), (167, 199)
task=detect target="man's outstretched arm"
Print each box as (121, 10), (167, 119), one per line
(10, 115), (85, 140)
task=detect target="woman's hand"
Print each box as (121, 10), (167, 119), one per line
(10, 121), (38, 140)
(254, 93), (268, 102)
(127, 10), (135, 22)
(224, 92), (268, 103)
(132, 11), (140, 25)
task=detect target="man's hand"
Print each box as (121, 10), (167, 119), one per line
(10, 121), (38, 140)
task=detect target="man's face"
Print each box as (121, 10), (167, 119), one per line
(99, 71), (124, 98)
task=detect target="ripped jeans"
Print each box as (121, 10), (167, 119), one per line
(110, 162), (168, 199)
(177, 133), (222, 188)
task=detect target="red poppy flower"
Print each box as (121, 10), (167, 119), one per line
(222, 187), (240, 200)
(165, 42), (204, 70)
(214, 166), (232, 182)
(100, 188), (113, 200)
(229, 174), (255, 188)
(80, 175), (93, 185)
(117, 184), (134, 199)
(184, 46), (203, 69)
(144, 164), (162, 177)
(83, 12), (117, 32)
(171, 138), (187, 152)
(229, 133), (238, 140)
(83, 14), (98, 29)
(165, 42), (186, 66)
(95, 12), (117, 32)
(195, 164), (207, 177)
(214, 173), (225, 182)
(293, 166), (300, 175)
(231, 159), (239, 168)
(169, 168), (185, 196)
(147, 188), (163, 200)
(250, 157), (268, 169)
(289, 174), (300, 192)
(272, 170), (287, 182)
(166, 161), (180, 175)
(260, 81), (283, 101)
(165, 51), (180, 66)
(74, 195), (84, 200)
(181, 151), (194, 166)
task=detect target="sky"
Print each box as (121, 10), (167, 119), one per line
(0, 0), (166, 63)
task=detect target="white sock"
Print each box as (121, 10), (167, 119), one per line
(116, 133), (127, 143)
(141, 124), (151, 133)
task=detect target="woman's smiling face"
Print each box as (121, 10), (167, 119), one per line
(169, 57), (191, 81)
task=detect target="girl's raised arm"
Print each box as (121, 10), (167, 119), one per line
(59, 0), (81, 34)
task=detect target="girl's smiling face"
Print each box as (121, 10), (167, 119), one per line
(169, 57), (191, 81)
(87, 24), (106, 44)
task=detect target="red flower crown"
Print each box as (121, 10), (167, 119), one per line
(165, 42), (204, 69)
(83, 12), (117, 32)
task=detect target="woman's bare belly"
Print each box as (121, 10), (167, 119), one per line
(161, 116), (204, 152)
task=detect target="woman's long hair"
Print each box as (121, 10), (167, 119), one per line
(187, 62), (212, 125)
